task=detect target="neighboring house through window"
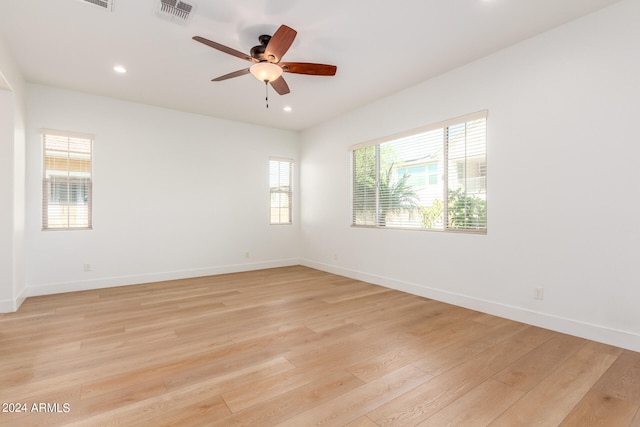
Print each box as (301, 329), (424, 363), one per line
(41, 129), (93, 230)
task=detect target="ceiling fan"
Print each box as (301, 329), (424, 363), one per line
(193, 25), (337, 98)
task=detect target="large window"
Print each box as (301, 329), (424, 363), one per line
(351, 111), (487, 232)
(42, 129), (93, 230)
(269, 158), (293, 225)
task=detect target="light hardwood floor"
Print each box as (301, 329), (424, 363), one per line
(1, 266), (639, 426)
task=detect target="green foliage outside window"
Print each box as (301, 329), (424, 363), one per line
(421, 189), (486, 230)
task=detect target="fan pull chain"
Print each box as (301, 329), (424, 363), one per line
(265, 81), (269, 109)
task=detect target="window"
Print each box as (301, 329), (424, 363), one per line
(351, 111), (487, 232)
(397, 165), (427, 188)
(41, 129), (93, 230)
(427, 163), (438, 185)
(269, 158), (293, 224)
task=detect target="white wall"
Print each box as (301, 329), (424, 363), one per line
(0, 34), (27, 312)
(300, 0), (640, 352)
(0, 88), (15, 310)
(25, 85), (300, 295)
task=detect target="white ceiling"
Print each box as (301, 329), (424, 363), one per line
(0, 0), (623, 131)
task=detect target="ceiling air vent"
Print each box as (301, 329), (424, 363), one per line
(81, 0), (115, 12)
(157, 0), (195, 24)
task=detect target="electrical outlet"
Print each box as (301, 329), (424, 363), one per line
(534, 287), (544, 300)
(83, 263), (92, 272)
(244, 251), (250, 259)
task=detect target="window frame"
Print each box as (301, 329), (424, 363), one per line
(350, 111), (487, 234)
(269, 157), (294, 225)
(41, 129), (94, 231)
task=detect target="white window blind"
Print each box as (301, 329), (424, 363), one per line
(351, 111), (487, 232)
(269, 158), (293, 225)
(41, 129), (93, 230)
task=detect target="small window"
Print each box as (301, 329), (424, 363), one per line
(41, 129), (93, 230)
(269, 158), (293, 225)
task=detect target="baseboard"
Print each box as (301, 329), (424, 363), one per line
(27, 259), (301, 298)
(300, 259), (640, 353)
(0, 298), (16, 313)
(0, 287), (27, 313)
(15, 286), (27, 310)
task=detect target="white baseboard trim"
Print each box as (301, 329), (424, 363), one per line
(0, 287), (27, 313)
(27, 259), (301, 298)
(0, 298), (16, 313)
(15, 286), (27, 310)
(301, 259), (640, 353)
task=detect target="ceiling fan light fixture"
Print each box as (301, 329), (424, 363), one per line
(249, 62), (283, 83)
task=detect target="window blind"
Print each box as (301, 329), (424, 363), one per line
(351, 111), (487, 232)
(41, 130), (93, 230)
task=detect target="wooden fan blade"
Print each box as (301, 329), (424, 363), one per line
(270, 76), (290, 95)
(264, 25), (297, 63)
(280, 62), (337, 76)
(193, 36), (256, 63)
(212, 68), (251, 81)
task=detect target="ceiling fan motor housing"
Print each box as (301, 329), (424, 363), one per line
(251, 35), (273, 61)
(250, 44), (266, 60)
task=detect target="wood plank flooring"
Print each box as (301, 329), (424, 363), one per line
(1, 266), (639, 426)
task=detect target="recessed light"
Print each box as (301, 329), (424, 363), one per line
(113, 65), (127, 74)
(283, 106), (292, 112)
